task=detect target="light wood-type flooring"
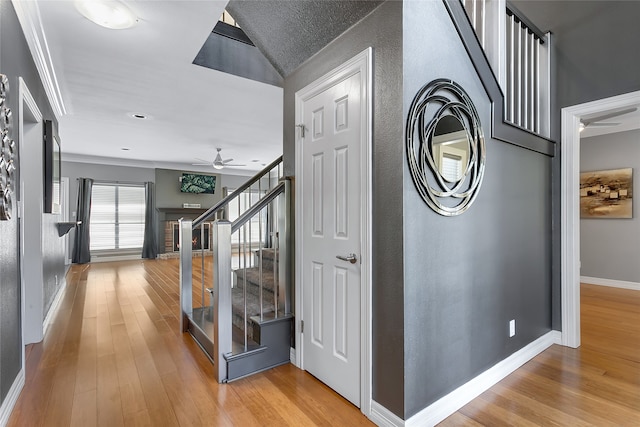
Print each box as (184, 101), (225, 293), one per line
(440, 283), (640, 426)
(7, 260), (640, 426)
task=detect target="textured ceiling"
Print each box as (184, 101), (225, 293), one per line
(226, 0), (383, 77)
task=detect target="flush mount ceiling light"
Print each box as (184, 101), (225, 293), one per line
(75, 0), (138, 30)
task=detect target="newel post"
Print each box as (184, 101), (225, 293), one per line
(213, 219), (232, 383)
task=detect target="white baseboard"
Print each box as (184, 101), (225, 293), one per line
(0, 369), (25, 426)
(368, 331), (561, 427)
(43, 276), (67, 337)
(370, 400), (404, 427)
(580, 276), (640, 291)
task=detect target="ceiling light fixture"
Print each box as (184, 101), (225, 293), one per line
(75, 0), (138, 30)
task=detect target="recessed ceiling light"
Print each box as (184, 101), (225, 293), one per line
(252, 159), (260, 163)
(121, 147), (130, 151)
(75, 0), (138, 30)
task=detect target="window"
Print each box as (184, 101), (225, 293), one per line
(90, 183), (145, 251)
(227, 189), (266, 245)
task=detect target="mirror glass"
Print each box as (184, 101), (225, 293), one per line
(432, 115), (470, 183)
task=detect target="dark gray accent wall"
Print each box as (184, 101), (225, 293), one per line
(193, 29), (283, 87)
(0, 0), (62, 403)
(283, 1), (405, 417)
(403, 0), (551, 417)
(156, 168), (222, 208)
(515, 0), (640, 330)
(580, 129), (640, 283)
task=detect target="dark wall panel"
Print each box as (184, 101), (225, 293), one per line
(402, 1), (552, 417)
(283, 1), (405, 417)
(0, 0), (61, 402)
(514, 0), (640, 330)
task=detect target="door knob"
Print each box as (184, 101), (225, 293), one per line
(336, 253), (357, 264)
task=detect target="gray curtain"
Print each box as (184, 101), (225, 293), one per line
(142, 181), (157, 259)
(72, 178), (93, 264)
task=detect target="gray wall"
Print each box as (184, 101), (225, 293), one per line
(580, 129), (640, 283)
(283, 1), (405, 416)
(63, 161), (156, 221)
(515, 0), (640, 329)
(402, 1), (551, 417)
(63, 161), (252, 255)
(0, 0), (63, 404)
(156, 168), (221, 208)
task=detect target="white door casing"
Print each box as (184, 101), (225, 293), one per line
(18, 78), (45, 348)
(295, 48), (372, 413)
(560, 89), (640, 349)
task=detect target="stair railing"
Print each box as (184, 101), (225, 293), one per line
(463, 0), (551, 138)
(179, 156), (289, 383)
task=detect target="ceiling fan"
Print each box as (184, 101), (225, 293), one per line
(192, 148), (246, 170)
(580, 107), (638, 132)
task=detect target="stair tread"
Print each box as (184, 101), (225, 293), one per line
(234, 267), (277, 293)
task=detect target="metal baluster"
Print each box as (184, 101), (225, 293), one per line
(273, 196), (279, 317)
(200, 224), (205, 311)
(258, 204), (263, 321)
(508, 14), (515, 123)
(242, 222), (247, 351)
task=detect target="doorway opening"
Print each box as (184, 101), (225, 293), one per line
(560, 89), (640, 348)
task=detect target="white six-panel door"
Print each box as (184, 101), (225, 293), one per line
(299, 70), (363, 406)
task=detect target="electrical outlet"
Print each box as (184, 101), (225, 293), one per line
(509, 319), (516, 337)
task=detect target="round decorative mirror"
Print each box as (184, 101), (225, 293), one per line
(406, 79), (485, 216)
(432, 115), (470, 184)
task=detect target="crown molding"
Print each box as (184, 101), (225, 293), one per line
(12, 0), (66, 118)
(62, 153), (255, 177)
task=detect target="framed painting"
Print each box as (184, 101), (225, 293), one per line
(580, 168), (633, 218)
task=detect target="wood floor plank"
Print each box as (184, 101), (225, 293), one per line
(70, 389), (97, 427)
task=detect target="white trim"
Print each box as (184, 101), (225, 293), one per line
(370, 400), (404, 427)
(560, 90), (640, 349)
(294, 48), (373, 415)
(404, 331), (561, 427)
(43, 276), (67, 337)
(0, 369), (25, 426)
(581, 276), (640, 291)
(289, 347), (296, 364)
(11, 0), (66, 118)
(62, 153), (255, 177)
(18, 76), (43, 368)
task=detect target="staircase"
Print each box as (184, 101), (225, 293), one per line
(226, 248), (292, 380)
(232, 248), (277, 335)
(179, 157), (293, 383)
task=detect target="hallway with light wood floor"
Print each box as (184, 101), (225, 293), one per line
(7, 261), (640, 426)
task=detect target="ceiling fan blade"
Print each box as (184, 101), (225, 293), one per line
(222, 158), (234, 163)
(584, 107), (637, 125)
(194, 157), (212, 164)
(224, 163), (247, 167)
(191, 163), (211, 166)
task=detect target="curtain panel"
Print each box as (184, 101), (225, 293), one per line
(72, 178), (93, 264)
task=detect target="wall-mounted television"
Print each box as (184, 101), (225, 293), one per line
(43, 120), (61, 214)
(180, 173), (216, 194)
